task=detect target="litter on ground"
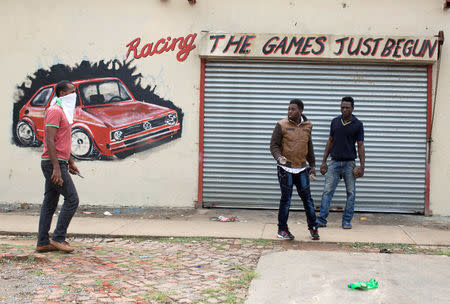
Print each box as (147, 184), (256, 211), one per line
(210, 216), (239, 222)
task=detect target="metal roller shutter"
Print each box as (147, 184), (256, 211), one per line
(202, 60), (427, 213)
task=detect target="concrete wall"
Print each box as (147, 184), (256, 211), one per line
(0, 0), (449, 215)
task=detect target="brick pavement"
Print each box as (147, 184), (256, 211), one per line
(0, 236), (277, 304)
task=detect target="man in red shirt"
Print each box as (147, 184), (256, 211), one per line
(36, 80), (81, 253)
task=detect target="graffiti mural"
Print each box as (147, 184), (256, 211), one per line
(12, 60), (183, 160)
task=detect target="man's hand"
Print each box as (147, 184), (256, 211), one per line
(51, 166), (63, 186)
(352, 166), (364, 178)
(309, 167), (317, 181)
(277, 156), (287, 165)
(320, 163), (328, 175)
(359, 166), (365, 178)
(68, 160), (80, 175)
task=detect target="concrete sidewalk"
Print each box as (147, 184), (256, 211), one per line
(1, 210), (449, 246)
(246, 250), (450, 304)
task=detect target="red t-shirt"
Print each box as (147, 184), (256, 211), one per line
(41, 104), (72, 161)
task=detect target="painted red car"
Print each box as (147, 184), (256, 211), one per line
(16, 77), (180, 159)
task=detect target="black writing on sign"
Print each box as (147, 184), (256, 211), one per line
(208, 34), (438, 59)
(262, 36), (327, 56)
(334, 37), (438, 58)
(210, 34), (256, 54)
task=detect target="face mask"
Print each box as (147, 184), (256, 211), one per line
(52, 93), (77, 124)
(59, 92), (76, 108)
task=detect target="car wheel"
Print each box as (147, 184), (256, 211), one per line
(71, 128), (99, 160)
(15, 120), (42, 147)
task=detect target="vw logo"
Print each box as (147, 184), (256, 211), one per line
(143, 121), (152, 130)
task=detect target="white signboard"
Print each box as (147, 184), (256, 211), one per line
(199, 33), (439, 63)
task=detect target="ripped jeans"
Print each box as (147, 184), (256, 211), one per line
(277, 166), (317, 231)
(318, 160), (356, 225)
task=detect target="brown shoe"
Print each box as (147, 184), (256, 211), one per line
(50, 239), (74, 253)
(36, 244), (58, 253)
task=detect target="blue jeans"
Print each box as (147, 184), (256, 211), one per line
(318, 160), (356, 225)
(37, 160), (79, 246)
(277, 166), (317, 231)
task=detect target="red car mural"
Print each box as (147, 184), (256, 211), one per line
(16, 77), (180, 159)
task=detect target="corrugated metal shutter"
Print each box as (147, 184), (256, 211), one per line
(202, 60), (427, 213)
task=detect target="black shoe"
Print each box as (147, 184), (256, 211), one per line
(309, 227), (320, 240)
(317, 222), (327, 228)
(277, 230), (295, 240)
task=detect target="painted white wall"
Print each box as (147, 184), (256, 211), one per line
(0, 0), (449, 214)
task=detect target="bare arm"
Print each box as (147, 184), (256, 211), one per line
(45, 126), (63, 186)
(320, 136), (333, 175)
(357, 141), (365, 177)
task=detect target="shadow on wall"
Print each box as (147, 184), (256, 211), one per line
(12, 59), (184, 160)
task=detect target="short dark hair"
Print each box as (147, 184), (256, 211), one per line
(290, 99), (304, 110)
(55, 80), (73, 97)
(342, 96), (354, 107)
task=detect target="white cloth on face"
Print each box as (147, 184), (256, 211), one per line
(50, 93), (77, 124)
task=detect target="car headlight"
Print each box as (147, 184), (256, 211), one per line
(165, 113), (177, 126)
(112, 130), (124, 141)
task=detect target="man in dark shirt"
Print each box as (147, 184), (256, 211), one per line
(317, 96), (365, 229)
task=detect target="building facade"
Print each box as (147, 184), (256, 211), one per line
(1, 0), (449, 215)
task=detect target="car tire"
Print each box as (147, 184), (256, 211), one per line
(15, 120), (42, 147)
(71, 128), (99, 160)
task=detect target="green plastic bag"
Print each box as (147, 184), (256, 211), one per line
(348, 278), (379, 290)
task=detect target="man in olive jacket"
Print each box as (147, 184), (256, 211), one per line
(270, 99), (319, 240)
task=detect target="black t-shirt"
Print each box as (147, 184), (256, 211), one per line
(329, 115), (364, 161)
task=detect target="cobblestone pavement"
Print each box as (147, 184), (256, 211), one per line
(0, 235), (278, 304)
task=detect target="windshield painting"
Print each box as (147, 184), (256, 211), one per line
(79, 80), (132, 106)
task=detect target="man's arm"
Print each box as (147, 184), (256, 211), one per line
(320, 136), (334, 175)
(306, 139), (316, 175)
(270, 123), (283, 162)
(357, 141), (365, 177)
(45, 126), (63, 186)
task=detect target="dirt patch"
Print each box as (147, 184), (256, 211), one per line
(275, 240), (450, 256)
(0, 259), (56, 304)
(0, 202), (198, 220)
